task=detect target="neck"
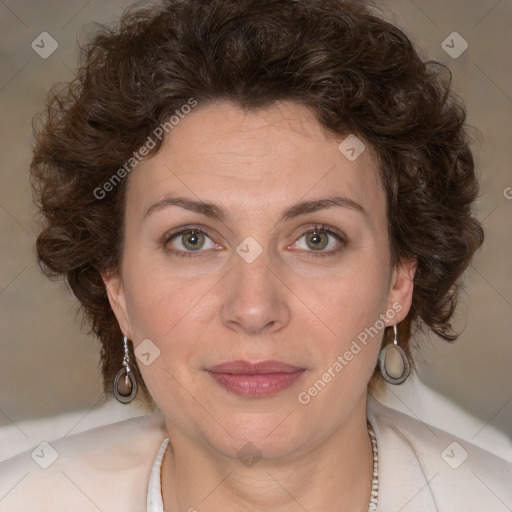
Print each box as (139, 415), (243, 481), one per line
(161, 393), (373, 512)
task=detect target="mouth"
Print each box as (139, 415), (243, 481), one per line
(205, 360), (306, 398)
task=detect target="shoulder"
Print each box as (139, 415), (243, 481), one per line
(367, 394), (512, 511)
(0, 412), (167, 512)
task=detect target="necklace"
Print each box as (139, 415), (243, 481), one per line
(367, 421), (379, 511)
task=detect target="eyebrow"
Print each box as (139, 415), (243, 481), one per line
(143, 195), (367, 223)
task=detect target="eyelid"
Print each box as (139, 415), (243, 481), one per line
(287, 223), (346, 257)
(163, 224), (216, 244)
(293, 223), (347, 244)
(163, 224), (219, 255)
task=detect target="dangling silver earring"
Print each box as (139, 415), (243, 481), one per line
(379, 324), (410, 384)
(113, 335), (138, 403)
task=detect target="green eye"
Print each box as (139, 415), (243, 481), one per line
(163, 224), (346, 260)
(165, 228), (216, 256)
(293, 225), (345, 256)
(304, 231), (330, 251)
(180, 230), (205, 250)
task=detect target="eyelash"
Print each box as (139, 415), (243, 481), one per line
(163, 224), (346, 259)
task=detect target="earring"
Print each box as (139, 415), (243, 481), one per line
(113, 335), (138, 403)
(379, 324), (410, 384)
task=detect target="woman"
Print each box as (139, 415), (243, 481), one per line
(1, 0), (510, 510)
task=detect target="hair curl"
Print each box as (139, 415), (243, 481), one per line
(31, 0), (484, 406)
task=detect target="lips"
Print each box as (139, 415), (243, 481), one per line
(208, 360), (304, 374)
(206, 360), (305, 398)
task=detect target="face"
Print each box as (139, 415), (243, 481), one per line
(104, 100), (415, 460)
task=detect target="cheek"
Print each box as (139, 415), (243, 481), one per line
(123, 269), (198, 340)
(120, 253), (221, 376)
(120, 218), (392, 378)
(292, 260), (390, 412)
(121, 269), (204, 398)
(294, 253), (392, 400)
(299, 252), (391, 338)
(122, 232), (392, 342)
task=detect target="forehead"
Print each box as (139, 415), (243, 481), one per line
(126, 101), (386, 225)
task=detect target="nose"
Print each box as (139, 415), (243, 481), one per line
(220, 248), (291, 336)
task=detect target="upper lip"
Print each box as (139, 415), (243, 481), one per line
(207, 360), (305, 374)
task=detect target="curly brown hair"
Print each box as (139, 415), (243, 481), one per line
(31, 0), (484, 406)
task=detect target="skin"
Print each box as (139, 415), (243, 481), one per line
(104, 100), (416, 511)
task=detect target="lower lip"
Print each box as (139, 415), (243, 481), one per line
(207, 371), (305, 398)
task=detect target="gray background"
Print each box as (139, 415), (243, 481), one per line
(1, 0), (511, 441)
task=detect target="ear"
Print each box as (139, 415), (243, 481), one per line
(102, 271), (132, 338)
(386, 257), (417, 324)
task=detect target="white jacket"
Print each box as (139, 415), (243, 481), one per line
(1, 394), (510, 511)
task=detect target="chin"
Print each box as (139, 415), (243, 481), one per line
(201, 410), (315, 463)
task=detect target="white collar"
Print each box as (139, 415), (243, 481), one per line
(147, 437), (169, 512)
